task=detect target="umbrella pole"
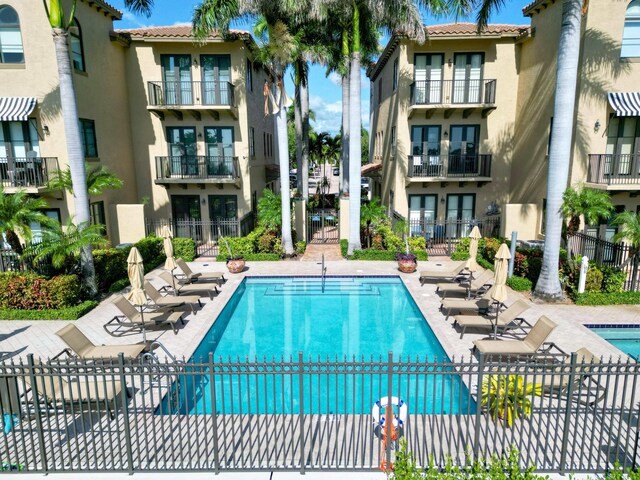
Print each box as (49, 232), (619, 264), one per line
(493, 302), (500, 339)
(139, 306), (147, 343)
(170, 268), (177, 296)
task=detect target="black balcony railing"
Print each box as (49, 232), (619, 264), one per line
(155, 156), (239, 181)
(410, 79), (497, 105)
(408, 154), (492, 178)
(0, 157), (58, 189)
(588, 154), (640, 185)
(148, 81), (235, 107)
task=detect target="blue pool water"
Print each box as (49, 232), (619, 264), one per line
(161, 276), (473, 415)
(587, 325), (640, 360)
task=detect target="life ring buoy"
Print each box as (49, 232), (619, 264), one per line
(372, 396), (408, 433)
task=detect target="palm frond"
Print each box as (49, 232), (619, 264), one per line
(123, 0), (154, 16)
(473, 0), (505, 31)
(192, 0), (240, 39)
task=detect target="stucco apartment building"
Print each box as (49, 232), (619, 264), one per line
(0, 0), (275, 245)
(368, 0), (640, 243)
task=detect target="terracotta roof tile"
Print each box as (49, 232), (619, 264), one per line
(115, 25), (251, 39)
(425, 23), (530, 36)
(522, 0), (554, 16)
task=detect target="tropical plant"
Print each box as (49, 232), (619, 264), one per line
(481, 375), (541, 428)
(612, 211), (640, 290)
(0, 187), (52, 253)
(561, 184), (613, 236)
(48, 163), (124, 196)
(257, 188), (283, 232)
(360, 197), (386, 248)
(23, 218), (108, 275)
(43, 0), (153, 296)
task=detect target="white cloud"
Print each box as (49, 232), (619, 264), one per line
(122, 12), (151, 29)
(328, 72), (342, 86)
(308, 93), (370, 134)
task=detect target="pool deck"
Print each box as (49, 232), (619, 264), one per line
(0, 258), (638, 363)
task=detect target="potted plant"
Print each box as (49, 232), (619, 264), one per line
(219, 232), (245, 273)
(480, 375), (541, 428)
(396, 252), (417, 273)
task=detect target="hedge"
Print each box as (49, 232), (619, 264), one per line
(340, 240), (428, 261)
(93, 248), (128, 291)
(134, 236), (166, 273)
(217, 253), (281, 261)
(506, 275), (533, 292)
(573, 291), (640, 306)
(0, 300), (99, 320)
(108, 278), (130, 293)
(0, 273), (81, 310)
(173, 237), (197, 262)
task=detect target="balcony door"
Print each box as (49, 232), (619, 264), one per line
(605, 117), (640, 176)
(171, 195), (202, 240)
(161, 54), (192, 105)
(414, 54), (443, 104)
(0, 121), (40, 184)
(167, 127), (197, 176)
(446, 194), (475, 238)
(408, 194), (437, 238)
(453, 53), (483, 103)
(410, 125), (441, 176)
(205, 127), (234, 176)
(449, 125), (479, 175)
(201, 55), (231, 105)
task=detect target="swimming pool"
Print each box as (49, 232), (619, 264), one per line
(161, 276), (473, 415)
(587, 324), (640, 360)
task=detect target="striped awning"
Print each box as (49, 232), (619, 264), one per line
(608, 92), (640, 116)
(0, 97), (37, 121)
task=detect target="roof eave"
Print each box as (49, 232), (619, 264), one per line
(82, 0), (122, 20)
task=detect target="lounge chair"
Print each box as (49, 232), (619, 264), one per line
(419, 262), (469, 285)
(55, 324), (145, 360)
(144, 281), (202, 314)
(473, 315), (558, 358)
(437, 270), (493, 300)
(453, 299), (531, 338)
(105, 295), (185, 336)
(175, 258), (225, 285)
(158, 271), (218, 298)
(441, 291), (494, 321)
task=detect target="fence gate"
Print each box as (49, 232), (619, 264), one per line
(307, 209), (339, 244)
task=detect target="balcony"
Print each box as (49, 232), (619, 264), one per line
(587, 154), (640, 189)
(409, 79), (497, 118)
(0, 157), (58, 193)
(147, 81), (237, 120)
(155, 156), (240, 187)
(407, 154), (492, 183)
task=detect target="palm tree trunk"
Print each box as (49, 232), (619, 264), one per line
(52, 28), (97, 297)
(275, 77), (294, 256)
(295, 71), (303, 195)
(301, 74), (310, 201)
(533, 0), (582, 300)
(5, 230), (22, 254)
(347, 6), (361, 255)
(340, 70), (350, 196)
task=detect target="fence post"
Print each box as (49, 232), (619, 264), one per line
(473, 353), (484, 460)
(508, 231), (517, 278)
(386, 351), (394, 470)
(209, 353), (220, 474)
(298, 352), (306, 474)
(26, 354), (48, 473)
(578, 256), (589, 294)
(117, 353), (135, 474)
(559, 352), (578, 474)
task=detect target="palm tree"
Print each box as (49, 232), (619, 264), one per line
(43, 0), (153, 297)
(257, 188), (283, 232)
(23, 218), (108, 275)
(48, 163), (124, 196)
(360, 197), (386, 248)
(561, 184), (613, 236)
(0, 187), (51, 254)
(612, 211), (640, 290)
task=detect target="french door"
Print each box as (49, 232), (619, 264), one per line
(409, 194), (437, 238)
(205, 127), (234, 176)
(605, 117), (640, 175)
(167, 127), (197, 176)
(446, 194), (475, 237)
(410, 126), (441, 176)
(171, 195), (202, 240)
(162, 54), (192, 105)
(449, 125), (479, 175)
(414, 54), (444, 104)
(201, 55), (231, 105)
(453, 53), (483, 103)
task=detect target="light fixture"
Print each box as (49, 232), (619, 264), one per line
(594, 119), (601, 132)
(443, 130), (448, 139)
(447, 58), (452, 67)
(193, 58), (198, 67)
(43, 125), (50, 136)
(440, 196), (445, 204)
(201, 198), (206, 205)
(197, 132), (203, 139)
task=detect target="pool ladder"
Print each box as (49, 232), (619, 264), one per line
(318, 253), (327, 293)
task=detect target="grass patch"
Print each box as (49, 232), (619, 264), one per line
(573, 291), (640, 306)
(506, 276), (533, 292)
(0, 300), (99, 320)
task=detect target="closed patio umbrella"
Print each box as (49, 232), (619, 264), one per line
(126, 247), (149, 342)
(488, 243), (511, 338)
(162, 226), (178, 294)
(464, 225), (482, 274)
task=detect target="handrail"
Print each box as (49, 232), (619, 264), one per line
(318, 253), (327, 293)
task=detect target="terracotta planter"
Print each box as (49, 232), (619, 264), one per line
(397, 259), (417, 273)
(226, 258), (246, 274)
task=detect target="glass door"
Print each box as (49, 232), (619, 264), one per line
(162, 54), (192, 105)
(171, 195), (202, 240)
(167, 127), (197, 176)
(449, 125), (479, 175)
(410, 126), (441, 176)
(606, 117), (640, 176)
(201, 55), (231, 105)
(453, 53), (483, 103)
(205, 127), (234, 176)
(414, 54), (443, 103)
(446, 194), (475, 237)
(409, 194), (437, 239)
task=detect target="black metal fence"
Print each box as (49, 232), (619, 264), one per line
(588, 154), (640, 186)
(0, 157), (58, 189)
(408, 154), (492, 178)
(0, 353), (638, 474)
(307, 209), (339, 244)
(405, 217), (501, 256)
(147, 81), (235, 107)
(155, 156), (239, 182)
(410, 79), (497, 105)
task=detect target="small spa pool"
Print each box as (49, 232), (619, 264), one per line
(587, 324), (640, 360)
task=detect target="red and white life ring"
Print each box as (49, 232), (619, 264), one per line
(372, 396), (408, 431)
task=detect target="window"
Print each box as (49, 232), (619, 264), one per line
(409, 194), (437, 237)
(0, 121), (39, 157)
(392, 58), (398, 91)
(200, 54), (231, 104)
(167, 126), (196, 175)
(0, 6), (23, 64)
(446, 194), (475, 237)
(449, 125), (480, 174)
(246, 59), (253, 92)
(161, 54), (192, 105)
(209, 195), (238, 219)
(90, 201), (106, 234)
(69, 20), (85, 72)
(410, 125), (441, 176)
(30, 209), (61, 243)
(605, 116), (640, 175)
(414, 54), (444, 103)
(79, 119), (98, 158)
(622, 0), (640, 58)
(249, 127), (255, 157)
(205, 127), (234, 175)
(390, 126), (396, 156)
(453, 53), (484, 103)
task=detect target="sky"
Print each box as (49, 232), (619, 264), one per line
(109, 1), (532, 134)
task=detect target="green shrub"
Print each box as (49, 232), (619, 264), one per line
(257, 233), (276, 253)
(377, 223), (403, 253)
(350, 249), (397, 260)
(371, 234), (384, 250)
(47, 275), (82, 307)
(173, 237), (196, 262)
(526, 256), (542, 284)
(585, 266), (604, 292)
(408, 236), (426, 252)
(108, 278), (130, 293)
(574, 291), (640, 306)
(450, 251), (470, 261)
(0, 300), (98, 320)
(93, 248), (128, 291)
(134, 236), (165, 272)
(478, 257), (494, 271)
(0, 273), (82, 310)
(482, 237), (502, 260)
(217, 253), (281, 261)
(601, 266), (626, 293)
(340, 239), (348, 257)
(507, 275), (533, 292)
(295, 240), (307, 254)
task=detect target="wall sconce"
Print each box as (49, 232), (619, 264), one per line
(443, 130), (449, 139)
(440, 195), (445, 204)
(594, 120), (601, 132)
(201, 198), (206, 205)
(43, 125), (50, 136)
(447, 58), (452, 67)
(197, 132), (203, 139)
(193, 58), (198, 67)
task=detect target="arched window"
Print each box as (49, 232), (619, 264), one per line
(622, 0), (640, 57)
(69, 20), (85, 72)
(0, 5), (24, 64)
